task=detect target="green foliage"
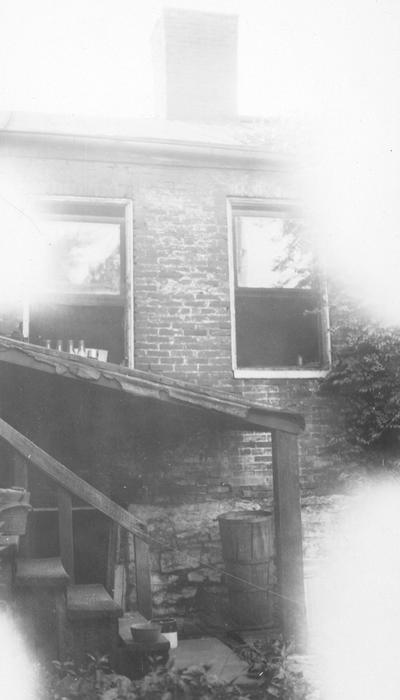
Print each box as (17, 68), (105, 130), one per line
(320, 327), (400, 450)
(39, 640), (310, 700)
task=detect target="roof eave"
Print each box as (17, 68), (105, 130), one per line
(0, 337), (304, 434)
(0, 129), (293, 170)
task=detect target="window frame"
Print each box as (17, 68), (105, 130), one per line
(227, 197), (331, 379)
(33, 196), (135, 368)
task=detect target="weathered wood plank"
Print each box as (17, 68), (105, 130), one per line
(106, 522), (120, 596)
(12, 452), (28, 489)
(11, 453), (33, 557)
(0, 337), (304, 435)
(57, 488), (74, 582)
(0, 417), (151, 543)
(55, 590), (68, 661)
(134, 535), (152, 620)
(272, 430), (307, 651)
(113, 564), (126, 610)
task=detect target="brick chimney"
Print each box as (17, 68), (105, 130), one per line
(152, 8), (238, 122)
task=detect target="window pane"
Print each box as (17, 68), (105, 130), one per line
(236, 216), (313, 289)
(40, 221), (121, 295)
(235, 289), (321, 368)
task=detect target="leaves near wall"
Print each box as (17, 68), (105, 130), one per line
(319, 327), (400, 451)
(40, 641), (310, 700)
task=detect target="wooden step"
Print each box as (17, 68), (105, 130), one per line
(67, 583), (122, 620)
(0, 534), (20, 557)
(67, 584), (122, 665)
(15, 557), (69, 588)
(0, 535), (19, 605)
(14, 557), (69, 660)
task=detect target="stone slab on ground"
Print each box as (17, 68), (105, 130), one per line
(170, 637), (249, 683)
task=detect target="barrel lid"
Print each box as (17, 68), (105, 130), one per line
(218, 509), (272, 522)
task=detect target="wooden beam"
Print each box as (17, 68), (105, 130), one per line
(134, 535), (152, 620)
(57, 488), (74, 582)
(247, 408), (304, 435)
(0, 417), (151, 543)
(272, 430), (307, 651)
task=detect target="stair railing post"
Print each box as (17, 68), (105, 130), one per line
(12, 451), (28, 489)
(12, 451), (33, 557)
(134, 533), (152, 620)
(57, 487), (75, 583)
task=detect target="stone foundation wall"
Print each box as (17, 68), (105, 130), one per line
(126, 497), (275, 621)
(123, 491), (356, 626)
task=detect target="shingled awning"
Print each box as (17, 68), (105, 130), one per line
(0, 336), (304, 435)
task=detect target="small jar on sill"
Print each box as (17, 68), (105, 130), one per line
(77, 340), (86, 357)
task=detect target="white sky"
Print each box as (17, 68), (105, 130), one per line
(1, 0), (400, 324)
(0, 0), (397, 120)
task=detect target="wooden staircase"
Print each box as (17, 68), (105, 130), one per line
(0, 417), (153, 664)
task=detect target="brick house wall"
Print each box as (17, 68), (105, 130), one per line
(0, 140), (349, 618)
(0, 2), (354, 626)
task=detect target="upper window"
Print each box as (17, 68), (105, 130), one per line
(34, 199), (127, 305)
(229, 199), (330, 377)
(27, 197), (134, 366)
(40, 220), (121, 297)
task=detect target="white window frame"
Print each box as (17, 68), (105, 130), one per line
(227, 197), (331, 379)
(33, 196), (135, 368)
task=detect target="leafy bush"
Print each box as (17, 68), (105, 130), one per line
(320, 327), (400, 450)
(40, 658), (247, 700)
(238, 639), (309, 699)
(38, 641), (310, 700)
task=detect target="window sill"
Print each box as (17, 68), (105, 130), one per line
(233, 368), (329, 380)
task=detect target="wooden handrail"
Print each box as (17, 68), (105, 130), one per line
(0, 417), (150, 544)
(0, 417), (153, 617)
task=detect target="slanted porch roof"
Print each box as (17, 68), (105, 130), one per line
(0, 336), (304, 435)
(0, 334), (307, 648)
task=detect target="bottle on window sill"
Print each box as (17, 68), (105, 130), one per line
(44, 339), (52, 350)
(56, 339), (63, 352)
(67, 339), (74, 354)
(77, 339), (86, 357)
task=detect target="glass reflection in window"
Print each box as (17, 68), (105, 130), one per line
(40, 221), (121, 295)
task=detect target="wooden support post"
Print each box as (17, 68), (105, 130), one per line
(134, 534), (152, 620)
(12, 452), (28, 489)
(55, 590), (68, 661)
(272, 430), (307, 651)
(106, 522), (120, 597)
(12, 452), (32, 557)
(57, 488), (74, 582)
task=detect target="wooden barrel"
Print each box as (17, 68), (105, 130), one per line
(218, 510), (275, 627)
